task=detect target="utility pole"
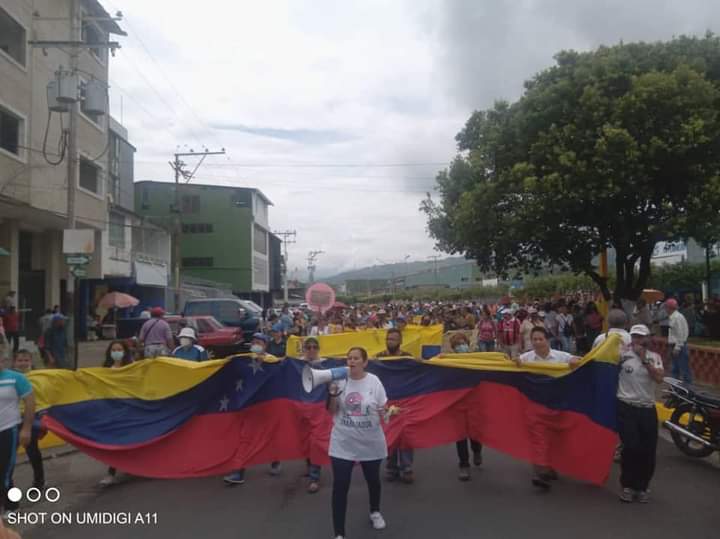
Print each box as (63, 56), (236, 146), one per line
(169, 149), (226, 311)
(29, 1), (122, 369)
(307, 250), (324, 284)
(274, 230), (297, 303)
(66, 0), (80, 369)
(428, 254), (441, 287)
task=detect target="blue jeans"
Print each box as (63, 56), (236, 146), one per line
(477, 340), (495, 352)
(386, 448), (413, 473)
(306, 459), (321, 481)
(670, 344), (692, 383)
(559, 335), (572, 353)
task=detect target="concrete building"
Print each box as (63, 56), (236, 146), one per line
(0, 1), (170, 340)
(0, 0), (125, 338)
(135, 181), (281, 308)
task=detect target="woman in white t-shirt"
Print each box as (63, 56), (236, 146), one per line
(327, 347), (397, 539)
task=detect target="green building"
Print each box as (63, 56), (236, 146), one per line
(135, 181), (280, 307)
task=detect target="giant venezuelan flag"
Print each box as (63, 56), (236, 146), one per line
(29, 333), (621, 486)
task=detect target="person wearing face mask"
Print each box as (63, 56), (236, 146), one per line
(172, 328), (209, 362)
(99, 340), (134, 487)
(223, 333), (281, 485)
(449, 333), (483, 480)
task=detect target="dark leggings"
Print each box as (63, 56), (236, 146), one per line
(455, 438), (482, 468)
(0, 427), (17, 513)
(331, 457), (382, 537)
(25, 424), (45, 487)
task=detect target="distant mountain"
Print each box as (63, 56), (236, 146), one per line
(323, 257), (469, 284)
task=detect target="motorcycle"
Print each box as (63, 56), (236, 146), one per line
(662, 377), (720, 458)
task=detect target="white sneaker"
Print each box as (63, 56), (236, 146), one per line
(370, 511), (386, 530)
(99, 475), (118, 487)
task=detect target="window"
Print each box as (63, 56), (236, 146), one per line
(141, 187), (150, 209)
(79, 158), (101, 195)
(82, 21), (105, 63)
(181, 223), (214, 234)
(182, 257), (213, 268)
(0, 106), (21, 156)
(182, 195), (200, 213)
(109, 211), (125, 248)
(253, 256), (268, 285)
(79, 81), (102, 125)
(0, 8), (26, 67)
(218, 301), (242, 323)
(109, 134), (120, 202)
(196, 319), (214, 334)
(253, 225), (267, 254)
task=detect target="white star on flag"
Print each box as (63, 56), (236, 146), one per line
(235, 379), (244, 392)
(250, 359), (264, 375)
(219, 396), (229, 411)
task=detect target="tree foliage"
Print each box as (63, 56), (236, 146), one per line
(423, 35), (720, 301)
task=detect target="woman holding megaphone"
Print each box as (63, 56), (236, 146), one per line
(326, 346), (399, 539)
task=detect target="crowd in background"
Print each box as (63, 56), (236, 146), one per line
(259, 294), (693, 359)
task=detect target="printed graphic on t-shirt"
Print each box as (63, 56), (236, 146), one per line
(341, 391), (373, 428)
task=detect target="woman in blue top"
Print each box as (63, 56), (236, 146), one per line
(172, 328), (209, 362)
(0, 352), (35, 513)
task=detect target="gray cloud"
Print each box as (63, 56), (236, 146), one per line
(108, 0), (720, 278)
(432, 0), (720, 110)
(210, 124), (357, 145)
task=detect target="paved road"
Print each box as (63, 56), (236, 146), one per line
(20, 438), (718, 539)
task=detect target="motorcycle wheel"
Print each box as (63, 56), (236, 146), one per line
(669, 403), (716, 458)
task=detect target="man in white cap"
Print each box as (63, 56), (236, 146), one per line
(616, 324), (664, 503)
(172, 327), (209, 361)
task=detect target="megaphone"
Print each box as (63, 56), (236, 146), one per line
(302, 365), (349, 393)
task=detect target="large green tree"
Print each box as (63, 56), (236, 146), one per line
(423, 35), (720, 301)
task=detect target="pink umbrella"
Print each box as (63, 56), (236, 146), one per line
(98, 292), (140, 310)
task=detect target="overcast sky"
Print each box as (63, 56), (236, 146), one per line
(104, 0), (718, 279)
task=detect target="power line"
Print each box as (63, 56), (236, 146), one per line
(104, 2), (224, 147)
(135, 161), (448, 168)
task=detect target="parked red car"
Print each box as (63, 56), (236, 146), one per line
(166, 315), (244, 358)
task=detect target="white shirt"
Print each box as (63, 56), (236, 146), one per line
(617, 349), (663, 408)
(668, 310), (689, 348)
(519, 348), (573, 364)
(592, 328), (632, 349)
(329, 373), (388, 461)
(310, 326), (330, 336)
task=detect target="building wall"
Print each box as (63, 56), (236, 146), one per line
(0, 0), (111, 227)
(135, 182), (271, 293)
(405, 262), (483, 289)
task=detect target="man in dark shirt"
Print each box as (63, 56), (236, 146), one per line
(266, 324), (287, 357)
(376, 329), (414, 483)
(376, 328), (412, 358)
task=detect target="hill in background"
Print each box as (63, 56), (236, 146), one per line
(323, 256), (469, 284)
